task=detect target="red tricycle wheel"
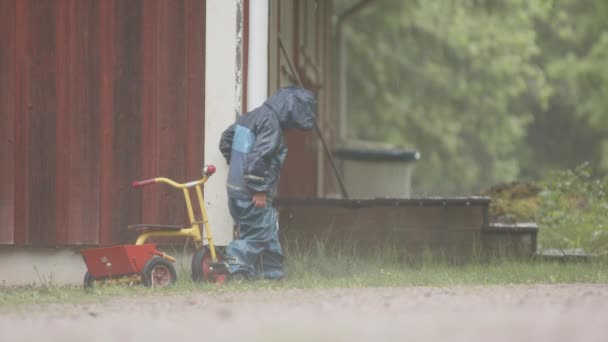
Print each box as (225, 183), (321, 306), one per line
(142, 257), (177, 287)
(191, 246), (226, 284)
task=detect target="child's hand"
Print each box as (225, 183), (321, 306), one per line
(252, 192), (267, 208)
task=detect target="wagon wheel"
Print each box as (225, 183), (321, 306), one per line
(142, 257), (177, 288)
(83, 272), (95, 291)
(191, 246), (226, 284)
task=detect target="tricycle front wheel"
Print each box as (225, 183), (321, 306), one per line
(191, 246), (226, 284)
(142, 257), (177, 287)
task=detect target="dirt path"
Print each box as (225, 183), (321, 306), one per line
(2, 284), (607, 341)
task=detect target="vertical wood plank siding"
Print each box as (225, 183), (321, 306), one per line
(0, 0), (16, 244)
(155, 0), (187, 226)
(1, 0), (206, 246)
(27, 0), (57, 245)
(98, 0), (115, 246)
(184, 0), (206, 182)
(13, 0), (29, 245)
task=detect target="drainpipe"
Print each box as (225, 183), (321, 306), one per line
(336, 0), (376, 141)
(247, 0), (269, 111)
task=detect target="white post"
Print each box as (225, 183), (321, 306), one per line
(247, 0), (269, 111)
(205, 0), (240, 246)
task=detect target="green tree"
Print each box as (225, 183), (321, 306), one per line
(339, 0), (608, 194)
(342, 0), (548, 194)
(523, 0), (608, 179)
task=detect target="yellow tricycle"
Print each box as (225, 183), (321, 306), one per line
(80, 165), (227, 289)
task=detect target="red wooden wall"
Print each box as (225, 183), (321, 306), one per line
(0, 0), (206, 246)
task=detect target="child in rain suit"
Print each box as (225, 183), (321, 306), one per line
(219, 86), (317, 280)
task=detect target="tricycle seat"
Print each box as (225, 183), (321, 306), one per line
(127, 224), (183, 232)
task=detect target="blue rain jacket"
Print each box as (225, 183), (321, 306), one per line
(219, 86), (317, 201)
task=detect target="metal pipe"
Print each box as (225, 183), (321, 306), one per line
(278, 34), (350, 199)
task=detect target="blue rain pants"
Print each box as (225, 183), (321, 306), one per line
(224, 196), (284, 280)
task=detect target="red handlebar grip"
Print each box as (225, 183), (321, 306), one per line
(205, 165), (216, 175)
(132, 179), (157, 188)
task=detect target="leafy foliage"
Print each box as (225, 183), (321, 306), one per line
(338, 0), (608, 194)
(538, 163), (608, 254)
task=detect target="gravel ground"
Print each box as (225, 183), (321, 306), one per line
(1, 284), (607, 341)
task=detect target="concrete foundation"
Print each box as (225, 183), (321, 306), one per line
(0, 246), (86, 286)
(0, 246), (197, 286)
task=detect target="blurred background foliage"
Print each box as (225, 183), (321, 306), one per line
(336, 0), (608, 195)
(537, 163), (608, 254)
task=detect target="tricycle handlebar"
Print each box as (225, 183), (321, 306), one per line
(132, 179), (157, 188)
(132, 165), (217, 189)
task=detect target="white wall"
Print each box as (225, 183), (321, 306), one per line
(204, 0), (241, 246)
(247, 0), (269, 111)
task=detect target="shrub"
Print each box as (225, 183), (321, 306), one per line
(537, 163), (608, 254)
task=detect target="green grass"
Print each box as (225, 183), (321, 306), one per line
(280, 240), (608, 288)
(2, 261), (606, 308)
(2, 242), (607, 308)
